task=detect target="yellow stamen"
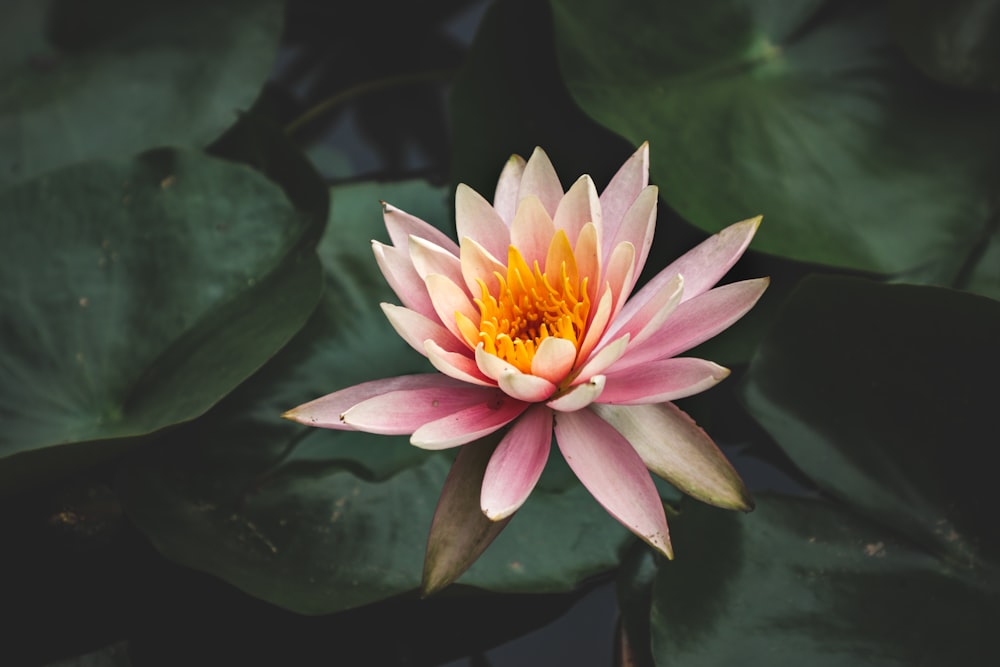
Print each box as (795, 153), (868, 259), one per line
(461, 230), (591, 374)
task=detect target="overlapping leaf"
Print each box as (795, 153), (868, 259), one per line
(0, 0), (284, 187)
(0, 149), (323, 492)
(551, 0), (1000, 292)
(641, 496), (999, 667)
(743, 276), (1000, 567)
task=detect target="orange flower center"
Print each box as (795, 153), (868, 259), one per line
(457, 230), (591, 374)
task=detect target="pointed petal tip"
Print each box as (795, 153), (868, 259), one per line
(637, 141), (649, 158)
(420, 571), (449, 598)
(647, 531), (673, 560)
(732, 214), (763, 239)
(529, 145), (550, 159)
(482, 505), (516, 522)
(281, 406), (326, 425)
(710, 481), (755, 513)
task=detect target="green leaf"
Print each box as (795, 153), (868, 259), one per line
(0, 0), (283, 187)
(0, 149), (323, 492)
(551, 0), (1000, 285)
(118, 180), (631, 614)
(209, 110), (331, 246)
(742, 276), (1000, 568)
(890, 0), (1000, 92)
(646, 496), (999, 666)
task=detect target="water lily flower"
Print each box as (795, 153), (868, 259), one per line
(285, 144), (767, 588)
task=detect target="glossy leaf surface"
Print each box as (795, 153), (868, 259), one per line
(0, 149), (322, 491)
(551, 0), (1000, 286)
(1, 0), (283, 186)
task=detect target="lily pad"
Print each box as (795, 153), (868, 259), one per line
(0, 0), (283, 187)
(551, 0), (1000, 285)
(742, 276), (1000, 568)
(118, 180), (631, 615)
(0, 149), (323, 492)
(645, 496), (999, 666)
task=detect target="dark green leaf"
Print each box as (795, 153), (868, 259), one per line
(647, 496), (999, 666)
(890, 0), (1000, 92)
(551, 0), (1000, 287)
(0, 0), (283, 187)
(0, 149), (322, 491)
(210, 110), (331, 246)
(742, 276), (1000, 567)
(118, 180), (630, 614)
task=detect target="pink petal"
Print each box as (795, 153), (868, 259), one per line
(425, 273), (480, 342)
(603, 241), (636, 320)
(283, 374), (466, 429)
(480, 405), (553, 519)
(410, 236), (467, 293)
(382, 202), (459, 255)
(606, 185), (657, 287)
(343, 384), (512, 435)
(530, 336), (577, 384)
(576, 284), (614, 364)
(372, 242), (435, 319)
(616, 278), (769, 371)
(592, 403), (753, 511)
(456, 183), (510, 261)
(599, 143), (649, 245)
(498, 369), (557, 402)
(460, 236), (506, 297)
(493, 154), (527, 225)
(554, 407), (672, 557)
(547, 375), (605, 412)
(575, 333), (629, 381)
(600, 358), (730, 405)
(604, 273), (683, 348)
(553, 175), (601, 242)
(411, 396), (529, 449)
(633, 216), (761, 307)
(518, 147), (563, 216)
(426, 339), (492, 386)
(509, 196), (556, 269)
(380, 303), (466, 356)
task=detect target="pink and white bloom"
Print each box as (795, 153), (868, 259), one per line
(285, 144), (766, 579)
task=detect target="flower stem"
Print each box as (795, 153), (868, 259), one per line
(284, 68), (457, 137)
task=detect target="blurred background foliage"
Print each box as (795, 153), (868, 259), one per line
(1, 0), (997, 665)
